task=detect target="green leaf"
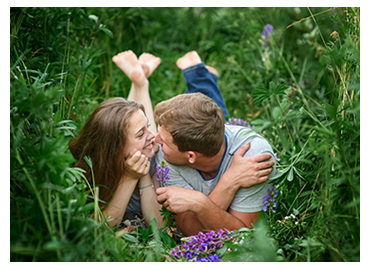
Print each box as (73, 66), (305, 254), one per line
(287, 168), (294, 181)
(99, 25), (113, 39)
(160, 231), (176, 248)
(251, 86), (271, 105)
(121, 233), (139, 243)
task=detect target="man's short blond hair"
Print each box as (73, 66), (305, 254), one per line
(154, 93), (225, 157)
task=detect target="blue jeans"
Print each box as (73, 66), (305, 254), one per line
(182, 63), (229, 119)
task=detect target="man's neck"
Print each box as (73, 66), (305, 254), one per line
(189, 139), (226, 179)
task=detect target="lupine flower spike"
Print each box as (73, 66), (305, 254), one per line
(261, 24), (273, 69)
(171, 229), (235, 262)
(262, 24), (273, 43)
(226, 117), (255, 129)
(156, 160), (169, 187)
(263, 184), (279, 213)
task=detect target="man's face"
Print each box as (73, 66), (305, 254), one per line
(155, 125), (188, 165)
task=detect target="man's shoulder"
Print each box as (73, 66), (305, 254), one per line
(225, 124), (261, 140)
(225, 124), (273, 156)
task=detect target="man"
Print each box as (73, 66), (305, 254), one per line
(154, 51), (277, 236)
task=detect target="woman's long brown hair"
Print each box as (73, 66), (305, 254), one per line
(69, 97), (145, 208)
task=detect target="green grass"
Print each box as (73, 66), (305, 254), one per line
(10, 7), (360, 262)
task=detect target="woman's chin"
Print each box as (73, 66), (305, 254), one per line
(145, 150), (155, 159)
(142, 142), (158, 159)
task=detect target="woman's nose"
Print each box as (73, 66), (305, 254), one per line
(147, 130), (155, 140)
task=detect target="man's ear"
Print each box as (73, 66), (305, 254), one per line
(187, 151), (197, 164)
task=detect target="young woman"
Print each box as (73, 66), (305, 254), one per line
(69, 51), (163, 229)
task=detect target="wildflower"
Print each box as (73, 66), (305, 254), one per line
(156, 160), (170, 187)
(284, 213), (298, 221)
(262, 24), (273, 42)
(263, 185), (279, 213)
(170, 229), (235, 262)
(226, 117), (254, 129)
(261, 24), (273, 69)
(274, 152), (281, 162)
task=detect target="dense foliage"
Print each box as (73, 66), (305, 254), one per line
(10, 7), (360, 262)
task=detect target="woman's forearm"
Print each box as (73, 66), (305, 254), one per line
(103, 176), (138, 228)
(139, 174), (164, 227)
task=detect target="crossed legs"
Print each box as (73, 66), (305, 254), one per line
(112, 50), (229, 132)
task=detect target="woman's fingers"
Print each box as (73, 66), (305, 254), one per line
(125, 150), (150, 175)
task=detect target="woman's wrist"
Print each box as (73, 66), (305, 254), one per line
(139, 173), (152, 184)
(139, 183), (154, 194)
(139, 175), (154, 194)
(138, 174), (153, 192)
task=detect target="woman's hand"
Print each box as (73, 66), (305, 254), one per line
(124, 149), (150, 180)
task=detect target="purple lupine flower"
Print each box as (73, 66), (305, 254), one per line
(263, 184), (279, 213)
(156, 160), (170, 187)
(262, 24), (273, 41)
(274, 153), (281, 162)
(226, 117), (255, 129)
(170, 229), (235, 262)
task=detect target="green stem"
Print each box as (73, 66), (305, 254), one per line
(287, 182), (307, 216)
(273, 38), (315, 117)
(307, 7), (326, 45)
(55, 193), (65, 238)
(273, 95), (295, 145)
(15, 148), (53, 237)
(48, 189), (62, 259)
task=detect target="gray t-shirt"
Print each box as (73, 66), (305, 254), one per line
(154, 124), (277, 213)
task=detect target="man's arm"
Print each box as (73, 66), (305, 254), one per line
(157, 186), (259, 236)
(156, 143), (274, 235)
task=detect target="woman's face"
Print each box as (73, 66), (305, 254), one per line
(124, 109), (157, 159)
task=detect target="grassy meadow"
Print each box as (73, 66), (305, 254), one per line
(10, 7), (360, 262)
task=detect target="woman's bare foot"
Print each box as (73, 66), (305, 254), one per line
(112, 50), (147, 86)
(176, 51), (202, 70)
(138, 53), (161, 78)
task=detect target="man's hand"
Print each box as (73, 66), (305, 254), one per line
(124, 149), (150, 180)
(156, 186), (204, 213)
(227, 142), (275, 188)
